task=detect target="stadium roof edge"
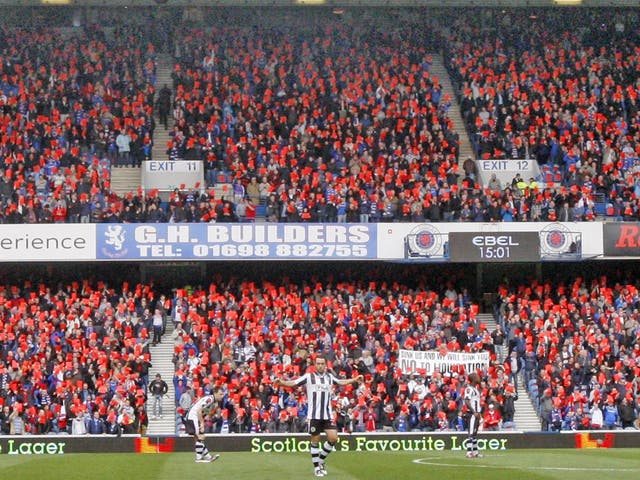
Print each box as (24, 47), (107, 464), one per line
(11, 0), (640, 8)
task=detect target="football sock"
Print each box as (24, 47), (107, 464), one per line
(319, 440), (335, 461)
(195, 441), (209, 457)
(311, 442), (321, 467)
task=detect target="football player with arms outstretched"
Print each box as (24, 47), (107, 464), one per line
(275, 355), (363, 477)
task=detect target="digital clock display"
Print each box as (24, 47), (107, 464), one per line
(448, 232), (540, 262)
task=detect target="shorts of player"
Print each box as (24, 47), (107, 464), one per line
(184, 419), (200, 436)
(308, 419), (337, 435)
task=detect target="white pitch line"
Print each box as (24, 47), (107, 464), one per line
(412, 457), (637, 472)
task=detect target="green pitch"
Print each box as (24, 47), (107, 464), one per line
(2, 449), (639, 480)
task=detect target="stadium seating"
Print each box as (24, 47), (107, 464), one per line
(0, 279), (159, 434)
(166, 271), (513, 433)
(1, 8), (638, 222)
(444, 9), (639, 220)
(495, 273), (639, 430)
(0, 5), (639, 436)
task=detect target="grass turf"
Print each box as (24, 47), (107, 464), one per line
(2, 448), (639, 480)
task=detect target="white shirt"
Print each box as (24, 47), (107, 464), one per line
(465, 385), (481, 413)
(187, 395), (215, 421)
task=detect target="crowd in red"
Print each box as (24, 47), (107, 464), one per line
(167, 11), (460, 224)
(0, 266), (515, 435)
(0, 6), (639, 436)
(445, 9), (640, 220)
(0, 264), (638, 435)
(495, 272), (640, 430)
(1, 8), (637, 223)
(0, 279), (161, 434)
(0, 19), (157, 223)
(163, 8), (640, 223)
(152, 269), (520, 434)
(170, 268), (638, 433)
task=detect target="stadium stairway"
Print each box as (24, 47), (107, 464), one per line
(145, 319), (177, 436)
(476, 313), (542, 431)
(149, 53), (237, 199)
(476, 313), (506, 363)
(111, 53), (173, 198)
(428, 55), (475, 164)
(110, 167), (141, 198)
(512, 376), (543, 432)
(151, 53), (174, 164)
(109, 52), (179, 198)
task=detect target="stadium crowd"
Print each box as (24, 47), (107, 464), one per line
(168, 268), (639, 434)
(0, 18), (157, 224)
(0, 265), (638, 435)
(444, 9), (640, 221)
(0, 267), (517, 436)
(0, 279), (159, 435)
(0, 8), (637, 223)
(0, 6), (638, 437)
(495, 272), (640, 431)
(168, 272), (504, 435)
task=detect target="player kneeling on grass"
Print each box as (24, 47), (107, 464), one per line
(184, 387), (224, 463)
(275, 355), (363, 477)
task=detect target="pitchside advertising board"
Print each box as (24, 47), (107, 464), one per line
(603, 222), (640, 256)
(0, 221), (620, 262)
(0, 432), (634, 455)
(448, 231), (539, 262)
(96, 224), (377, 260)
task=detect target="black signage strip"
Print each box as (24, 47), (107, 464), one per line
(448, 232), (540, 263)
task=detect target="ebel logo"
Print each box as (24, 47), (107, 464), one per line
(449, 231), (539, 262)
(471, 235), (520, 246)
(101, 225), (128, 258)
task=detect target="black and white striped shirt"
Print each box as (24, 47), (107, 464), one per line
(464, 385), (481, 413)
(294, 372), (338, 420)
